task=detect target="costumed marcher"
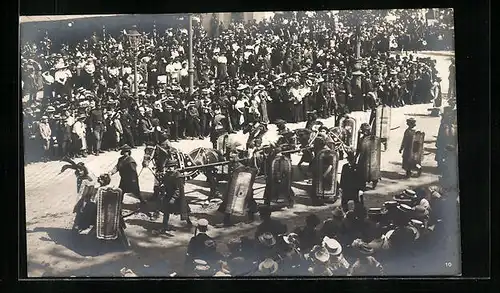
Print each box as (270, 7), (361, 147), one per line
(310, 136), (333, 206)
(399, 117), (422, 178)
(340, 150), (364, 212)
(158, 158), (192, 233)
(210, 113), (230, 149)
(59, 159), (95, 233)
(217, 144), (257, 227)
(245, 120), (267, 149)
(108, 144), (143, 203)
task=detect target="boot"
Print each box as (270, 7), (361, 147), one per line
(405, 170), (411, 179)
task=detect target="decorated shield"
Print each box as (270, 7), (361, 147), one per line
(410, 131), (425, 165)
(225, 166), (257, 216)
(315, 148), (340, 198)
(358, 135), (382, 182)
(269, 154), (293, 202)
(341, 117), (358, 149)
(96, 187), (123, 240)
(373, 105), (392, 140)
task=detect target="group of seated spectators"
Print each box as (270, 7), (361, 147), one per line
(22, 9), (451, 164)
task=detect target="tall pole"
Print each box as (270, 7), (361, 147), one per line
(134, 48), (138, 99)
(188, 14), (194, 95)
(352, 22), (363, 111)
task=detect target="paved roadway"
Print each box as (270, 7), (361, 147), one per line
(23, 52), (454, 277)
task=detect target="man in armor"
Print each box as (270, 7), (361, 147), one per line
(210, 112), (230, 149)
(217, 144), (257, 227)
(275, 119), (289, 136)
(310, 137), (332, 206)
(245, 120), (267, 150)
(158, 159), (192, 233)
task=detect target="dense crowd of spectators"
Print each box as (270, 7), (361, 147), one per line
(181, 181), (458, 276)
(22, 9), (452, 164)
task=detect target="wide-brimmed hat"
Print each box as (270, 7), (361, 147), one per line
(193, 259), (211, 274)
(396, 204), (414, 213)
(237, 84), (249, 90)
(354, 242), (375, 255)
(120, 144), (132, 154)
(283, 233), (299, 245)
(367, 207), (384, 216)
(313, 246), (330, 263)
(46, 106), (56, 113)
(258, 258), (278, 274)
(257, 232), (276, 247)
(322, 236), (342, 256)
(406, 117), (416, 124)
(305, 80), (313, 86)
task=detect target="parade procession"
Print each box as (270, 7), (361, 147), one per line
(21, 10), (460, 277)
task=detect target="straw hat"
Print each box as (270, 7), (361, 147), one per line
(322, 236), (342, 256)
(258, 258), (278, 274)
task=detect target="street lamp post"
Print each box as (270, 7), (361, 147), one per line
(352, 21), (364, 111)
(188, 14), (194, 95)
(127, 26), (141, 99)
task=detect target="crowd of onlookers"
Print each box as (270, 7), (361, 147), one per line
(181, 182), (458, 276)
(22, 9), (452, 164)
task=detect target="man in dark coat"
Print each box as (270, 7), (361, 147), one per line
(399, 118), (422, 178)
(118, 107), (136, 148)
(89, 100), (105, 155)
(185, 219), (218, 273)
(340, 151), (364, 212)
(109, 145), (143, 202)
(254, 206), (287, 239)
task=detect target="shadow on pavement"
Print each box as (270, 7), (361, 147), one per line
(381, 170), (405, 180)
(186, 179), (211, 189)
(29, 227), (128, 257)
(424, 147), (437, 154)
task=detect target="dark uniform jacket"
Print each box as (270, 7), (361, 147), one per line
(89, 108), (105, 130)
(112, 155), (140, 197)
(255, 219), (288, 239)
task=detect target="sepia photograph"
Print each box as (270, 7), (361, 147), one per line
(20, 9), (460, 277)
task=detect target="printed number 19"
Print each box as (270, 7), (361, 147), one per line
(445, 262), (452, 268)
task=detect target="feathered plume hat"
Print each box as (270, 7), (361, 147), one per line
(59, 158), (89, 177)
